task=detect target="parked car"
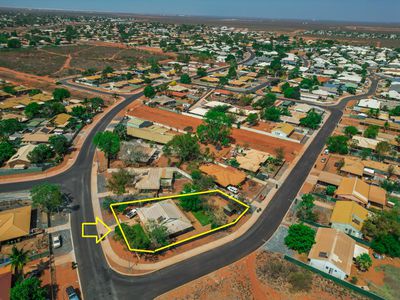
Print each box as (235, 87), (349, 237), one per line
(227, 186), (239, 194)
(66, 286), (79, 300)
(126, 209), (137, 219)
(52, 235), (62, 249)
(321, 158), (327, 163)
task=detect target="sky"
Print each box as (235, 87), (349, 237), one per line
(0, 0), (399, 23)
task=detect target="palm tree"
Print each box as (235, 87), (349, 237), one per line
(9, 246), (29, 279)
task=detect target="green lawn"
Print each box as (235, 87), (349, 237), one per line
(192, 211), (211, 226)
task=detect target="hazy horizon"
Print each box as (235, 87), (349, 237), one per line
(0, 0), (399, 23)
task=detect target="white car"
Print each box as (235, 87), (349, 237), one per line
(227, 186), (239, 194)
(52, 235), (62, 249)
(126, 209), (138, 219)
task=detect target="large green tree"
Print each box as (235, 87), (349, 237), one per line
(0, 118), (24, 137)
(164, 133), (201, 163)
(10, 277), (46, 300)
(144, 85), (156, 98)
(180, 73), (191, 84)
(326, 135), (349, 154)
(30, 183), (63, 220)
(300, 110), (322, 129)
(24, 102), (41, 118)
(52, 88), (70, 102)
(0, 141), (15, 166)
(284, 223), (316, 254)
(197, 106), (234, 148)
(107, 169), (132, 195)
(49, 135), (70, 156)
(27, 144), (54, 163)
(263, 107), (281, 122)
(93, 131), (120, 168)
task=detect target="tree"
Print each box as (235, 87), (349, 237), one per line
(10, 277), (46, 300)
(326, 185), (336, 196)
(102, 66), (114, 75)
(363, 125), (379, 139)
(28, 144), (54, 163)
(375, 141), (391, 159)
(344, 126), (359, 137)
(102, 197), (118, 212)
(164, 133), (201, 163)
(296, 194), (317, 222)
(275, 147), (285, 163)
(144, 85), (156, 98)
(52, 88), (70, 101)
(70, 106), (88, 120)
(146, 220), (170, 248)
(326, 135), (349, 154)
(93, 131), (120, 168)
(7, 38), (21, 48)
(253, 93), (276, 109)
(113, 123), (128, 141)
(0, 141), (15, 166)
(347, 87), (356, 95)
(49, 135), (70, 156)
(197, 68), (207, 77)
(283, 87), (300, 100)
(227, 64), (237, 79)
(355, 253), (373, 271)
(197, 106), (233, 148)
(24, 102), (41, 118)
(263, 107), (281, 122)
(300, 110), (322, 129)
(88, 97), (104, 112)
(245, 113), (258, 126)
(107, 169), (132, 195)
(180, 73), (191, 84)
(285, 223), (316, 254)
(210, 208), (227, 229)
(180, 187), (204, 212)
(0, 118), (25, 137)
(9, 246), (29, 279)
(30, 183), (63, 218)
(371, 234), (400, 257)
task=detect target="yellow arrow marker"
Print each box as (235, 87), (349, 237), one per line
(81, 217), (111, 243)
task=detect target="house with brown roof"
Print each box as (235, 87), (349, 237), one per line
(6, 144), (36, 168)
(334, 177), (386, 208)
(199, 164), (246, 188)
(308, 228), (356, 279)
(271, 123), (295, 138)
(0, 206), (31, 242)
(330, 201), (369, 238)
(0, 265), (12, 300)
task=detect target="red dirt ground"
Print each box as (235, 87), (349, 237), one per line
(127, 105), (302, 162)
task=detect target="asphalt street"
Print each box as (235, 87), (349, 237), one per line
(0, 52), (378, 299)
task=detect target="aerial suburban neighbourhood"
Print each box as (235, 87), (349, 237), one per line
(0, 2), (399, 300)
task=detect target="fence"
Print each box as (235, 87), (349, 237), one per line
(284, 255), (384, 300)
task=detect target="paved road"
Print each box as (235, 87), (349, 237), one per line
(0, 55), (378, 299)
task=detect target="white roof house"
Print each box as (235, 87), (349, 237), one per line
(357, 99), (381, 110)
(137, 199), (193, 236)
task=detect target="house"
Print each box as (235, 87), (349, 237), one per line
(51, 113), (72, 128)
(199, 164), (246, 188)
(308, 228), (356, 279)
(271, 123), (295, 138)
(0, 206), (32, 242)
(236, 149), (270, 173)
(126, 117), (175, 144)
(330, 201), (369, 238)
(118, 141), (157, 164)
(137, 199), (193, 236)
(6, 144), (36, 168)
(357, 99), (380, 110)
(135, 168), (174, 192)
(340, 157), (364, 177)
(334, 177), (387, 208)
(149, 95), (177, 107)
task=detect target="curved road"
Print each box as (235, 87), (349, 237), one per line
(1, 61), (378, 299)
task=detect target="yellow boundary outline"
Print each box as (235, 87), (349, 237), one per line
(109, 189), (250, 253)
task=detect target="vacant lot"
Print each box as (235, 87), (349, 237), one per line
(0, 48), (66, 76)
(0, 45), (169, 78)
(128, 105), (302, 162)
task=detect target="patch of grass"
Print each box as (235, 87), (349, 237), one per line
(369, 264), (400, 300)
(192, 210), (211, 226)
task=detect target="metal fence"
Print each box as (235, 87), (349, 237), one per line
(284, 255), (384, 300)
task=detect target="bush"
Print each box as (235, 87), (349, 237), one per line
(288, 271), (313, 292)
